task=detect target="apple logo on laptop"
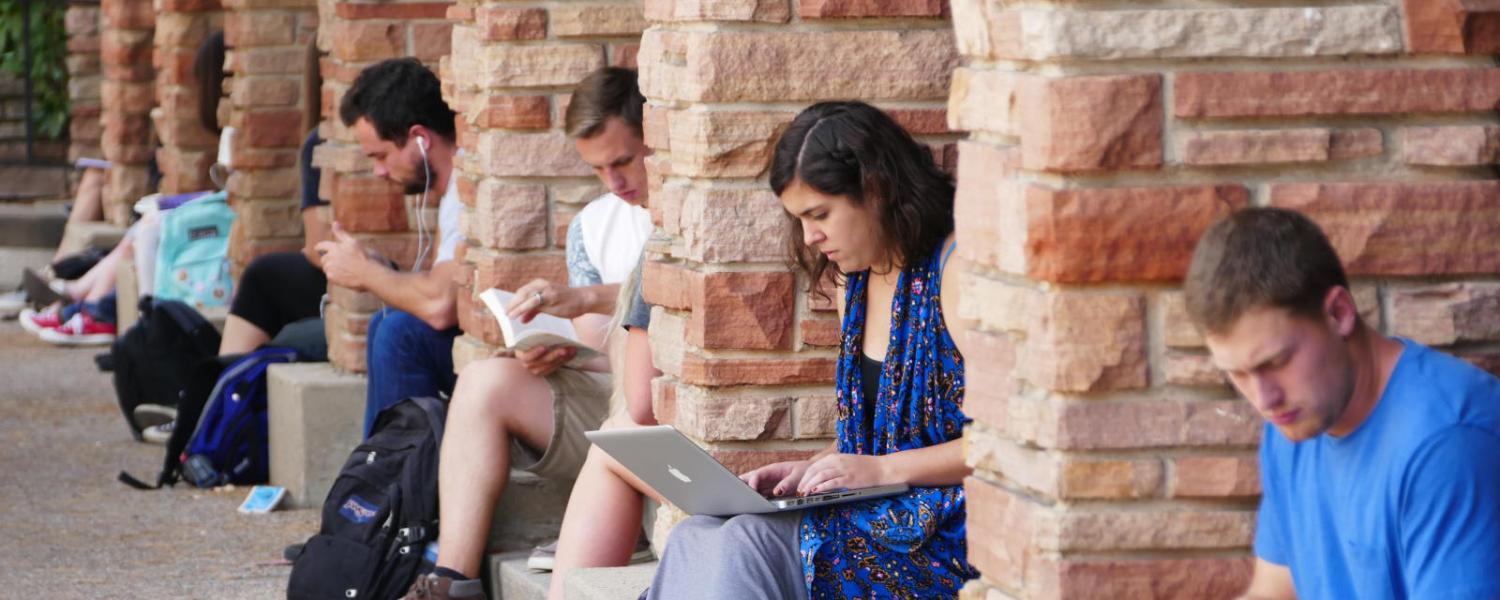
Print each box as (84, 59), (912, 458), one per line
(667, 465), (692, 483)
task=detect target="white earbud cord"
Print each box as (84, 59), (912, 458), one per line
(413, 140), (432, 273)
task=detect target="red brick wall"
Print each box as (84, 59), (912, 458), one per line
(98, 0), (155, 226)
(153, 1), (222, 195)
(317, 1), (455, 372)
(65, 5), (103, 166)
(222, 0), (318, 272)
(949, 2), (1500, 598)
(636, 0), (958, 537)
(444, 0), (647, 370)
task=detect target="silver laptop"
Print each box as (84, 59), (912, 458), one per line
(586, 425), (908, 517)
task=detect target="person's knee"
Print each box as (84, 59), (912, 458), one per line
(370, 309), (434, 349)
(451, 357), (532, 415)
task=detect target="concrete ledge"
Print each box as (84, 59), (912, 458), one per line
(0, 201), (65, 248)
(493, 553), (549, 600)
(566, 563), (658, 600)
(268, 362), (367, 508)
(57, 220), (124, 257)
(0, 247), (53, 292)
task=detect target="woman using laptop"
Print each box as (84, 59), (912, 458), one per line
(640, 101), (978, 598)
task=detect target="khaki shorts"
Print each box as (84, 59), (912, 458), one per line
(510, 367), (612, 481)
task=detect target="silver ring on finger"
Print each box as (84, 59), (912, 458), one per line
(535, 291), (544, 306)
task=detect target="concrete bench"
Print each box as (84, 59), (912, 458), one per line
(264, 362), (575, 546)
(268, 362), (367, 508)
(491, 553), (659, 600)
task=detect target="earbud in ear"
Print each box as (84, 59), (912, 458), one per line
(417, 136), (428, 151)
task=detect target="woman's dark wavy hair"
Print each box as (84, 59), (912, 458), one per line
(194, 31), (225, 134)
(769, 101), (955, 292)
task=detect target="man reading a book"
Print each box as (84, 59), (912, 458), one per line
(316, 58), (467, 435)
(403, 68), (655, 599)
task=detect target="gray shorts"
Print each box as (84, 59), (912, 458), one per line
(509, 367), (611, 481)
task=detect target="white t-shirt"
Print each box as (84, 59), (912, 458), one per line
(434, 174), (465, 264)
(570, 194), (652, 285)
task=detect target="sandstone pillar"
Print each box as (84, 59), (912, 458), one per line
(444, 0), (645, 370)
(98, 0), (156, 225)
(65, 4), (103, 165)
(153, 0), (223, 195)
(316, 0), (455, 372)
(636, 0), (958, 538)
(948, 2), (1500, 598)
(221, 0), (318, 272)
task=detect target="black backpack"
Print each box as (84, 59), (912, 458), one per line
(287, 396), (447, 600)
(110, 297), (221, 440)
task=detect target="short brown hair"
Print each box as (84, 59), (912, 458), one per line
(564, 67), (644, 139)
(1184, 207), (1351, 334)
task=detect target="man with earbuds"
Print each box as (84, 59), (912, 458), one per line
(318, 58), (466, 435)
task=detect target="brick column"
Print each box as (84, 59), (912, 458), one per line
(948, 2), (1500, 598)
(316, 1), (455, 372)
(636, 0), (958, 538)
(65, 4), (103, 165)
(443, 0), (645, 370)
(153, 0), (223, 195)
(222, 0), (317, 272)
(99, 0), (156, 226)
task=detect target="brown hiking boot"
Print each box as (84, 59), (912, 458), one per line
(404, 573), (487, 599)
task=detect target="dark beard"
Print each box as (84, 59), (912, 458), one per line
(401, 160), (435, 195)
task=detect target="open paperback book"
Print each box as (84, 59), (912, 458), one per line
(478, 288), (602, 363)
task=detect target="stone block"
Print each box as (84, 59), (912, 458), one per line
(800, 0), (946, 18)
(268, 362), (368, 508)
(1390, 283), (1500, 346)
(687, 270), (795, 351)
(1168, 454), (1260, 498)
(493, 553), (548, 600)
(1404, 0), (1500, 54)
(1037, 75), (1160, 171)
(1269, 181), (1500, 277)
(1181, 128), (1383, 166)
(640, 29), (957, 103)
(665, 110), (794, 178)
(1018, 184), (1247, 283)
(1175, 68), (1500, 119)
(551, 5), (647, 38)
(1401, 125), (1500, 166)
(565, 564), (660, 600)
(986, 5), (1399, 61)
(644, 0), (789, 23)
(677, 186), (786, 262)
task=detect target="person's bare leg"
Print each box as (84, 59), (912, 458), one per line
(435, 357), (557, 578)
(547, 414), (665, 600)
(55, 168), (105, 262)
(219, 315), (272, 354)
(66, 237), (128, 302)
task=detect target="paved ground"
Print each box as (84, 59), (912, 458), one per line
(0, 320), (320, 598)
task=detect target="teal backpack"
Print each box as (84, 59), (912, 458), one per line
(153, 191), (236, 311)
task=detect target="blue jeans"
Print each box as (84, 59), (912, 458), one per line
(364, 308), (459, 437)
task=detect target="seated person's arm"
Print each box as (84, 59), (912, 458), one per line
(316, 224), (459, 330)
(1238, 558), (1296, 600)
(622, 325), (660, 426)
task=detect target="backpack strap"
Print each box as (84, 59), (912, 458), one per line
(410, 396), (447, 445)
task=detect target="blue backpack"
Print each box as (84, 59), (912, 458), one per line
(153, 191), (236, 311)
(180, 347), (299, 488)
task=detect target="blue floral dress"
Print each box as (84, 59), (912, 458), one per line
(798, 246), (976, 599)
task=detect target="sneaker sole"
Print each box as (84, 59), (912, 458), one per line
(38, 330), (115, 346)
(133, 404), (177, 428)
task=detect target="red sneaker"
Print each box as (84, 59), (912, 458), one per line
(38, 312), (117, 346)
(18, 307), (62, 334)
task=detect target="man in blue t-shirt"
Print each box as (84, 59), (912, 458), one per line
(1183, 207), (1500, 599)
